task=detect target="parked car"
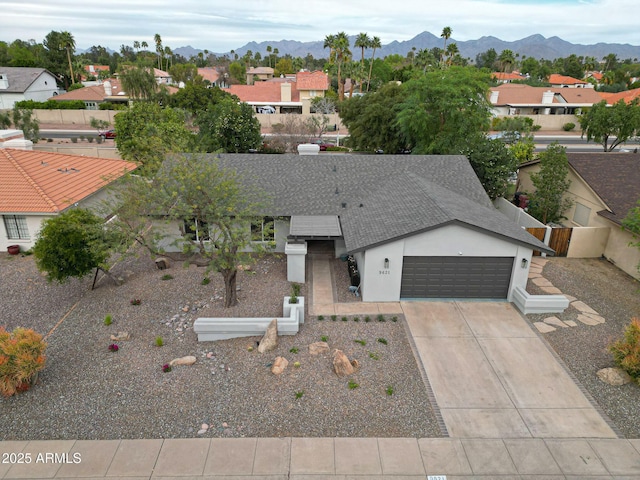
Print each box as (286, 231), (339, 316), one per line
(257, 106), (276, 114)
(100, 130), (116, 140)
(310, 139), (335, 151)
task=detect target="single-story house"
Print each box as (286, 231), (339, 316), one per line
(547, 74), (592, 89)
(599, 87), (640, 105)
(490, 83), (604, 115)
(0, 67), (61, 109)
(226, 71), (329, 114)
(49, 79), (126, 109)
(491, 72), (526, 84)
(163, 154), (552, 303)
(518, 153), (640, 280)
(0, 148), (136, 252)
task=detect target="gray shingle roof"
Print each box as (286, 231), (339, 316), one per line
(0, 67), (55, 93)
(210, 153), (550, 253)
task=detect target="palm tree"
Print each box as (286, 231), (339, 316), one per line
(141, 41), (148, 50)
(324, 32), (351, 100)
(60, 31), (76, 85)
(499, 49), (516, 72)
(446, 43), (459, 67)
(164, 46), (172, 71)
(154, 33), (163, 69)
(266, 45), (272, 67)
(133, 40), (140, 53)
(366, 36), (381, 92)
(355, 32), (370, 92)
(440, 26), (452, 65)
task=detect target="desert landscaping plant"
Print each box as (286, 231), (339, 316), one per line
(289, 347), (299, 354)
(609, 318), (640, 381)
(162, 364), (172, 373)
(377, 338), (388, 345)
(155, 336), (164, 347)
(341, 316), (348, 322)
(348, 380), (359, 390)
(331, 315), (337, 321)
(161, 274), (173, 280)
(130, 298), (141, 305)
(321, 335), (329, 342)
(354, 339), (367, 346)
(104, 314), (113, 326)
(108, 343), (119, 352)
(386, 385), (394, 396)
(364, 316), (371, 322)
(368, 351), (380, 360)
(295, 390), (304, 399)
(317, 315), (324, 321)
(377, 314), (386, 322)
(201, 277), (210, 285)
(0, 327), (47, 397)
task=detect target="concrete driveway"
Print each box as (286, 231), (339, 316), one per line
(402, 301), (618, 438)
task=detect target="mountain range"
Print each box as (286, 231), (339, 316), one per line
(173, 32), (640, 63)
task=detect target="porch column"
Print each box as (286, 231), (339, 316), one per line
(285, 241), (307, 283)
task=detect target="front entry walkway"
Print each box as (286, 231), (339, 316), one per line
(402, 301), (618, 439)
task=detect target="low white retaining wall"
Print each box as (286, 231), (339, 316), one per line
(511, 286), (569, 315)
(194, 297), (304, 341)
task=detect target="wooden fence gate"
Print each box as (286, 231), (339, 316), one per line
(549, 227), (573, 257)
(526, 228), (547, 256)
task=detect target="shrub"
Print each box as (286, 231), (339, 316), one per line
(321, 335), (328, 342)
(130, 298), (141, 305)
(364, 316), (371, 322)
(295, 390), (304, 399)
(354, 339), (366, 346)
(391, 316), (398, 322)
(289, 347), (299, 354)
(318, 315), (324, 321)
(155, 336), (164, 347)
(15, 99), (86, 110)
(96, 136), (103, 144)
(70, 137), (78, 143)
(104, 314), (113, 326)
(369, 351), (380, 360)
(341, 316), (348, 322)
(377, 338), (388, 345)
(201, 277), (210, 285)
(108, 343), (119, 352)
(290, 282), (300, 304)
(610, 318), (640, 380)
(353, 316), (360, 322)
(348, 380), (359, 390)
(331, 315), (337, 321)
(377, 314), (386, 322)
(88, 137), (94, 143)
(162, 363), (172, 373)
(386, 385), (394, 396)
(562, 122), (576, 132)
(161, 274), (173, 280)
(0, 327), (47, 397)
(293, 361), (301, 368)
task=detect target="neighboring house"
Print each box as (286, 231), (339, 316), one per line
(492, 72), (526, 84)
(152, 68), (172, 85)
(490, 83), (604, 115)
(0, 148), (136, 251)
(599, 87), (640, 105)
(547, 74), (592, 88)
(585, 71), (603, 86)
(197, 68), (228, 88)
(246, 67), (274, 85)
(0, 67), (61, 109)
(49, 79), (126, 109)
(518, 153), (640, 280)
(226, 71), (329, 114)
(83, 65), (111, 80)
(163, 154), (552, 304)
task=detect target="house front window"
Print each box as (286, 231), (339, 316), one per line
(183, 218), (210, 242)
(3, 215), (30, 240)
(251, 217), (274, 242)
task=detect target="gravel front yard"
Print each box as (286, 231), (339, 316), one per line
(527, 257), (640, 438)
(0, 251), (440, 440)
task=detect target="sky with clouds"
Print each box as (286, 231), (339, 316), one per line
(1, 0), (638, 53)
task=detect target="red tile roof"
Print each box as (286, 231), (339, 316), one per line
(226, 81), (300, 103)
(490, 83), (603, 105)
(296, 71), (329, 90)
(491, 72), (526, 81)
(0, 149), (136, 213)
(601, 87), (640, 105)
(197, 68), (220, 84)
(50, 79), (125, 102)
(548, 74), (588, 85)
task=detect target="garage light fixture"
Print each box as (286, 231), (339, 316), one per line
(521, 258), (528, 269)
(384, 258), (390, 269)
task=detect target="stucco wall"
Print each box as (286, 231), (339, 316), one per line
(32, 109), (118, 125)
(0, 214), (49, 251)
(494, 197), (546, 228)
(566, 227), (610, 258)
(603, 227), (640, 280)
(360, 224), (531, 302)
(34, 145), (122, 159)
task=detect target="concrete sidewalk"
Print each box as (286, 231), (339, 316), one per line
(2, 437), (640, 478)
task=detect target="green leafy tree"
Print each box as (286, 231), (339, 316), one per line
(168, 63), (199, 84)
(580, 99), (640, 151)
(114, 155), (272, 307)
(527, 142), (573, 224)
(33, 209), (121, 286)
(460, 135), (519, 200)
(476, 48), (498, 70)
(43, 31), (69, 83)
(90, 117), (110, 136)
(114, 103), (195, 174)
(170, 83), (231, 115)
(0, 111), (11, 129)
(12, 107), (39, 142)
(228, 61), (246, 84)
(622, 199), (640, 273)
(196, 96), (262, 153)
(119, 66), (158, 100)
(396, 66), (492, 154)
(339, 81), (408, 152)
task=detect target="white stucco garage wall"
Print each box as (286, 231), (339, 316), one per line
(0, 214), (49, 251)
(360, 224), (533, 302)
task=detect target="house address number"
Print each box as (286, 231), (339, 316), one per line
(427, 476), (447, 480)
(378, 270), (391, 275)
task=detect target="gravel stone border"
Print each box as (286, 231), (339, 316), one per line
(0, 251), (440, 440)
(526, 257), (640, 438)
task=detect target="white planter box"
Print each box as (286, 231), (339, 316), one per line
(283, 296), (305, 324)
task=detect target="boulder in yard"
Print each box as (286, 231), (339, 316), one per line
(258, 319), (278, 353)
(169, 356), (197, 367)
(309, 341), (329, 355)
(597, 367), (633, 386)
(333, 349), (359, 377)
(271, 356), (288, 375)
(155, 257), (171, 270)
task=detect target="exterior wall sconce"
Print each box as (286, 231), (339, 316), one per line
(384, 258), (390, 269)
(521, 258), (529, 269)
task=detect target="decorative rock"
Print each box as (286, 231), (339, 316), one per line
(577, 314), (603, 326)
(532, 277), (554, 287)
(539, 286), (564, 295)
(206, 352), (214, 359)
(571, 301), (599, 316)
(528, 273), (542, 279)
(271, 356), (289, 375)
(110, 332), (130, 341)
(533, 322), (556, 333)
(257, 319), (278, 353)
(155, 257), (171, 270)
(564, 295), (577, 303)
(308, 341), (330, 355)
(597, 367), (633, 386)
(544, 316), (569, 328)
(169, 355), (197, 367)
(564, 320), (578, 327)
(333, 349), (358, 377)
(182, 306), (190, 312)
(582, 312), (606, 324)
(197, 428), (207, 435)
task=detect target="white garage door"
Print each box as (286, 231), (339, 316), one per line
(400, 256), (514, 299)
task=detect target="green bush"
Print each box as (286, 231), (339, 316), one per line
(610, 318), (640, 380)
(15, 99), (86, 110)
(155, 336), (164, 347)
(70, 137), (78, 143)
(104, 314), (113, 326)
(562, 122), (576, 132)
(99, 103), (127, 110)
